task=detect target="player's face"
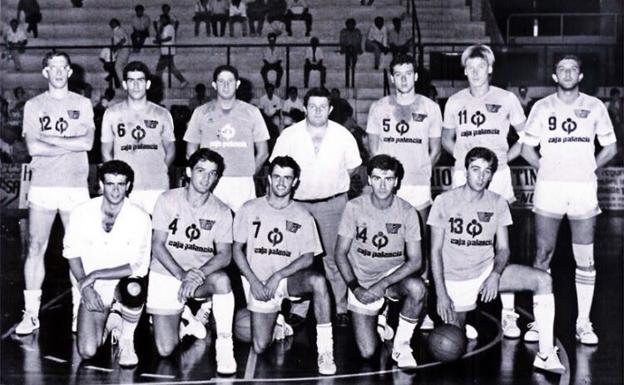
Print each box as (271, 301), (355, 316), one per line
(553, 59), (583, 91)
(187, 159), (219, 194)
(101, 173), (130, 205)
(465, 158), (493, 192)
(123, 70), (151, 100)
(368, 168), (398, 200)
(212, 71), (240, 100)
(43, 56), (72, 89)
(268, 165), (298, 198)
(464, 57), (490, 88)
(305, 96), (332, 127)
(390, 63), (417, 94)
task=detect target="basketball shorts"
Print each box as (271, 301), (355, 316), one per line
(28, 186), (90, 212)
(445, 263), (493, 312)
(453, 166), (515, 203)
(146, 271), (203, 315)
(213, 176), (256, 213)
(533, 180), (601, 220)
(396, 184), (432, 210)
(241, 276), (301, 313)
(92, 280), (118, 309)
(129, 189), (165, 215)
(347, 288), (399, 316)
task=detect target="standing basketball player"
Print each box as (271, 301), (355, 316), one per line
(441, 44), (527, 338)
(429, 147), (565, 374)
(101, 61), (176, 214)
(233, 156), (337, 375)
(148, 149), (237, 374)
(18, 51), (95, 335)
(335, 154), (426, 368)
(520, 55), (617, 345)
(184, 64), (269, 212)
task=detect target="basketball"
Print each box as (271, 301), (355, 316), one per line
(427, 324), (467, 362)
(234, 308), (252, 343)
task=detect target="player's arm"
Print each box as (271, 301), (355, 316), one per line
(335, 235), (379, 304)
(430, 226), (456, 324)
(367, 133), (380, 156)
(507, 121), (526, 162)
(233, 240), (271, 301)
(79, 264), (133, 290)
(197, 241), (232, 277)
(38, 129), (94, 152)
(185, 142), (200, 159)
(163, 140), (176, 167)
(595, 142), (617, 169)
(520, 143), (540, 169)
(254, 140), (269, 174)
(479, 224), (510, 303)
(429, 137), (441, 165)
(67, 257), (106, 312)
(101, 142), (114, 162)
(151, 229), (205, 284)
(441, 128), (455, 156)
(24, 133), (68, 156)
(368, 239), (422, 297)
(264, 251), (314, 298)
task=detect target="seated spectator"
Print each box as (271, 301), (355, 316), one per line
(247, 0), (267, 37)
(99, 47), (120, 88)
(266, 0), (287, 35)
(194, 0), (212, 36)
(388, 17), (412, 57)
(210, 0), (229, 37)
(304, 37), (326, 88)
(517, 85), (533, 114)
(131, 5), (150, 52)
(229, 0), (248, 37)
(4, 19), (27, 71)
(154, 14), (188, 87)
(91, 88), (116, 164)
(258, 83), (283, 136)
(282, 86), (304, 127)
(16, 0), (40, 38)
(606, 88), (622, 126)
(339, 18), (362, 88)
(365, 16), (388, 70)
(109, 18), (130, 88)
(261, 33), (284, 88)
(189, 83), (210, 111)
(284, 0), (311, 37)
(154, 4), (179, 34)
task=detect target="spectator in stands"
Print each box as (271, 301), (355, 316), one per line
(517, 85), (533, 114)
(6, 86), (27, 135)
(109, 18), (130, 88)
(189, 83), (211, 111)
(258, 83), (283, 140)
(4, 19), (27, 71)
(211, 0), (229, 37)
(16, 0), (40, 38)
(154, 4), (179, 34)
(91, 88), (116, 164)
(229, 0), (248, 37)
(388, 17), (412, 58)
(284, 0), (312, 37)
(339, 18), (362, 88)
(194, 0), (212, 36)
(154, 14), (188, 88)
(261, 33), (284, 88)
(247, 0), (267, 37)
(131, 5), (150, 52)
(605, 88), (622, 126)
(99, 47), (120, 89)
(282, 86), (305, 127)
(360, 0), (374, 5)
(365, 16), (388, 70)
(266, 0), (287, 35)
(304, 37), (326, 88)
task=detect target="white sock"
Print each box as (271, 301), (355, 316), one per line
(533, 293), (555, 355)
(575, 269), (596, 324)
(394, 314), (417, 346)
(71, 286), (81, 318)
(500, 293), (515, 312)
(24, 289), (42, 315)
(316, 322), (333, 354)
(119, 304), (143, 341)
(213, 292), (234, 337)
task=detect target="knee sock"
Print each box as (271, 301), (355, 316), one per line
(575, 269), (596, 324)
(23, 289), (42, 315)
(316, 323), (333, 354)
(394, 314), (418, 346)
(119, 304), (143, 342)
(212, 292), (234, 337)
(500, 293), (515, 312)
(533, 293), (555, 355)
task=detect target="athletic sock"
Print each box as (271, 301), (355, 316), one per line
(394, 314), (418, 346)
(533, 293), (555, 355)
(575, 269), (596, 323)
(316, 323), (333, 353)
(213, 292), (235, 337)
(119, 304), (143, 341)
(23, 289), (42, 315)
(500, 293), (515, 312)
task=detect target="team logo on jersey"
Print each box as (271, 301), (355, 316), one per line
(285, 220), (301, 233)
(485, 104), (501, 113)
(185, 224), (201, 242)
(471, 111), (486, 127)
(144, 119), (159, 128)
(574, 109), (590, 118)
(132, 126), (146, 141)
(372, 232), (389, 250)
(562, 118), (577, 134)
(268, 228), (284, 246)
(67, 110), (80, 119)
(466, 219), (483, 238)
(412, 113), (427, 122)
(477, 212), (494, 223)
(218, 124), (236, 141)
(396, 120), (410, 136)
(385, 223), (402, 234)
(199, 219), (215, 230)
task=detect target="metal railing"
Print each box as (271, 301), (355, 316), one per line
(506, 13), (622, 42)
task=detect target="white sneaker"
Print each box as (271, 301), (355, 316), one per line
(317, 351), (337, 375)
(179, 306), (207, 340)
(102, 311), (122, 345)
(196, 302), (212, 326)
(575, 320), (599, 345)
(377, 319), (394, 341)
(15, 311), (39, 335)
(501, 310), (521, 339)
(533, 347), (565, 374)
(118, 339), (138, 367)
(392, 342), (417, 368)
(420, 315), (434, 331)
(465, 324), (478, 340)
(272, 314), (294, 341)
(524, 322), (539, 343)
(215, 335), (237, 375)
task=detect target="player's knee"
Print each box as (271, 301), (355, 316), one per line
(533, 270), (552, 294)
(253, 336), (271, 354)
(403, 277), (426, 300)
(358, 342), (377, 359)
(208, 271), (231, 292)
(573, 243), (595, 272)
(155, 337), (177, 357)
(26, 237), (48, 258)
(78, 339), (98, 360)
(307, 273), (328, 295)
(116, 277), (147, 309)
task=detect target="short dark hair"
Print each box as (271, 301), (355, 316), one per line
(267, 32), (277, 40)
(188, 148), (225, 177)
(367, 154), (404, 182)
(213, 64), (239, 82)
(269, 156), (301, 179)
(109, 18), (120, 27)
(103, 88), (115, 100)
(303, 87), (331, 107)
(610, 88), (621, 97)
(123, 61), (151, 80)
(554, 54), (582, 73)
(42, 51), (72, 69)
(99, 160), (135, 196)
(389, 53), (416, 73)
(135, 4), (144, 12)
(195, 83), (206, 93)
(464, 146), (498, 174)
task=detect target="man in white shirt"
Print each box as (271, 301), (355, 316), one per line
(282, 86), (305, 127)
(131, 5), (150, 52)
(261, 33), (284, 88)
(304, 37), (326, 88)
(258, 83), (283, 131)
(365, 16), (388, 70)
(284, 0), (312, 37)
(109, 18), (130, 86)
(4, 19), (27, 71)
(154, 14), (188, 87)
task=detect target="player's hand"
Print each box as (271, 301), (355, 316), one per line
(263, 274), (281, 299)
(182, 269), (205, 286)
(178, 280), (200, 303)
(367, 282), (386, 300)
(479, 272), (500, 303)
(249, 279), (269, 302)
(436, 292), (456, 324)
(79, 273), (96, 291)
(354, 286), (378, 305)
(81, 285), (105, 312)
